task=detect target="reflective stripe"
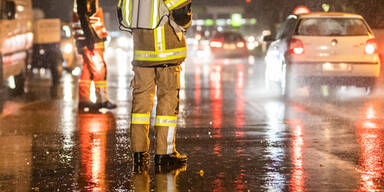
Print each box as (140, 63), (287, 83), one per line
(132, 113), (151, 125)
(155, 115), (177, 127)
(165, 0), (188, 10)
(151, 0), (159, 28)
(95, 81), (107, 88)
(90, 81), (97, 103)
(134, 47), (187, 61)
(166, 126), (175, 154)
(154, 26), (164, 51)
(123, 0), (131, 27)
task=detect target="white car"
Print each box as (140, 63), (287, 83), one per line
(264, 12), (381, 96)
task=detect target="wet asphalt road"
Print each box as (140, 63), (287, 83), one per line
(1, 53), (384, 191)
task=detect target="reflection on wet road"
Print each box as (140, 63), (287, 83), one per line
(2, 55), (384, 191)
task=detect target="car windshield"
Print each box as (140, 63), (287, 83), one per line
(296, 18), (369, 36)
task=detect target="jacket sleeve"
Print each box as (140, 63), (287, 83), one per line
(165, 0), (191, 11)
(172, 2), (192, 30)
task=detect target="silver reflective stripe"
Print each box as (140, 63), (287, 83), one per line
(152, 0), (159, 28)
(167, 126), (175, 154)
(155, 27), (164, 51)
(132, 116), (150, 122)
(135, 49), (186, 59)
(155, 118), (177, 126)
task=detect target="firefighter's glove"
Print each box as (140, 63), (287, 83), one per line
(172, 3), (192, 29)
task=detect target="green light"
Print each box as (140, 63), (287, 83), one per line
(204, 19), (214, 26)
(231, 13), (242, 27)
(249, 18), (257, 25)
(322, 3), (330, 12)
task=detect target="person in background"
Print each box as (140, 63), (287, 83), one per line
(73, 0), (116, 111)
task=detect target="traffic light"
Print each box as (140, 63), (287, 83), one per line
(246, 0), (251, 2)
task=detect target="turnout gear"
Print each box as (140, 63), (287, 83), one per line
(117, 0), (190, 32)
(129, 0), (191, 158)
(74, 0), (116, 110)
(130, 1), (192, 66)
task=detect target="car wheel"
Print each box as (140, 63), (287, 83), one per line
(10, 72), (25, 96)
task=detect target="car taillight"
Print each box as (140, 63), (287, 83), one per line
(289, 38), (304, 55)
(365, 38), (377, 55)
(210, 40), (223, 48)
(195, 34), (202, 41)
(236, 41), (245, 48)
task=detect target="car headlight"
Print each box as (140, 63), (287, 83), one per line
(63, 43), (73, 54)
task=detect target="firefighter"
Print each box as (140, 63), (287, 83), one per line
(73, 0), (116, 111)
(127, 0), (192, 166)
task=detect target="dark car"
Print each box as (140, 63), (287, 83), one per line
(209, 31), (250, 59)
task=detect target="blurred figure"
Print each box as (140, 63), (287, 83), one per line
(73, 0), (116, 111)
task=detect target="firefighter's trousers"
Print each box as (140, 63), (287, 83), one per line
(79, 44), (108, 103)
(130, 65), (181, 155)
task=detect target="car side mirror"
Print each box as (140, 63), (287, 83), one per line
(5, 1), (16, 20)
(263, 35), (275, 42)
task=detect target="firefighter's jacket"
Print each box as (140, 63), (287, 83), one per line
(132, 0), (192, 67)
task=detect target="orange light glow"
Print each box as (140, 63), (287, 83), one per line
(357, 101), (384, 191)
(210, 40), (223, 48)
(289, 120), (305, 192)
(79, 113), (113, 191)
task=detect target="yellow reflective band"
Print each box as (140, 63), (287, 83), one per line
(117, 0), (122, 8)
(132, 113), (151, 125)
(155, 116), (177, 127)
(165, 0), (188, 10)
(94, 81), (107, 88)
(157, 116), (177, 120)
(122, 0), (131, 27)
(134, 47), (187, 61)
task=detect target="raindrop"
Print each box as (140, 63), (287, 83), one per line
(33, 134), (38, 138)
(46, 151), (50, 154)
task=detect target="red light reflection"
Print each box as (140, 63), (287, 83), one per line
(235, 64), (245, 137)
(194, 63), (202, 127)
(357, 102), (384, 192)
(288, 119), (305, 192)
(79, 113), (112, 192)
(210, 63), (222, 133)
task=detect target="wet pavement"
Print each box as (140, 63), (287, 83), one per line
(1, 53), (384, 191)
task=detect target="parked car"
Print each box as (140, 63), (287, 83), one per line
(0, 0), (33, 95)
(209, 31), (249, 59)
(264, 12), (381, 97)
